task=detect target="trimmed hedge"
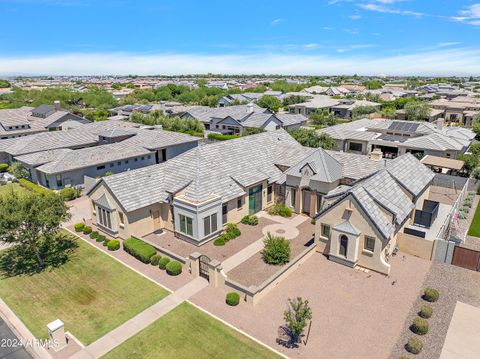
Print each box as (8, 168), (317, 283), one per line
(18, 178), (53, 195)
(107, 240), (120, 251)
(159, 257), (170, 270)
(96, 234), (106, 242)
(241, 215), (258, 226)
(74, 223), (85, 232)
(123, 237), (156, 264)
(268, 203), (292, 217)
(226, 292), (240, 306)
(423, 288), (439, 302)
(83, 226), (92, 234)
(0, 163), (8, 173)
(166, 260), (182, 276)
(411, 317), (429, 335)
(419, 305), (433, 319)
(59, 187), (81, 201)
(150, 254), (162, 266)
(213, 238), (225, 246)
(406, 337), (423, 354)
(207, 133), (240, 141)
(89, 231), (99, 239)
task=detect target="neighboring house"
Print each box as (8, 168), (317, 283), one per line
(87, 130), (386, 245)
(0, 101), (90, 139)
(288, 95), (380, 118)
(429, 97), (480, 127)
(110, 102), (188, 118)
(2, 120), (199, 189)
(314, 154), (435, 275)
(182, 104), (306, 134)
(317, 118), (475, 159)
(217, 93), (263, 107)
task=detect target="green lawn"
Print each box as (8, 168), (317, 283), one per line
(102, 302), (280, 359)
(0, 232), (169, 345)
(468, 201), (480, 237)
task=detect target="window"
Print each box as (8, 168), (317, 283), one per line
(117, 161), (121, 165)
(119, 212), (124, 226)
(222, 203), (228, 223)
(316, 195), (322, 212)
(291, 189), (296, 207)
(110, 163), (114, 168)
(203, 213), (218, 237)
(348, 142), (363, 152)
(267, 185), (273, 202)
(321, 224), (330, 239)
(125, 160), (129, 164)
(364, 236), (375, 252)
(97, 206), (112, 229)
(179, 214), (193, 236)
(134, 158), (138, 162)
(278, 184), (285, 196)
(97, 165), (105, 170)
(237, 197), (242, 209)
(141, 156), (144, 160)
(56, 175), (62, 187)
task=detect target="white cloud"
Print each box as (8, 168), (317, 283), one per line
(437, 42), (462, 48)
(270, 18), (284, 25)
(304, 43), (320, 49)
(2, 49), (480, 76)
(349, 14), (362, 20)
(454, 4), (480, 26)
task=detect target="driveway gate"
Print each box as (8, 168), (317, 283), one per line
(452, 246), (480, 271)
(199, 255), (211, 280)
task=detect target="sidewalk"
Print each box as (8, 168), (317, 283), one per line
(71, 277), (208, 359)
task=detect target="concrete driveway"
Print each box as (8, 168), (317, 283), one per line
(190, 252), (431, 359)
(65, 196), (91, 226)
(0, 317), (31, 359)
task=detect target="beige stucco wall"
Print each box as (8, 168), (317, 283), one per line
(397, 232), (434, 260)
(315, 195), (392, 275)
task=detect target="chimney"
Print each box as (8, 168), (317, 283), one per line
(247, 102), (254, 113)
(53, 100), (61, 111)
(370, 148), (383, 161)
(437, 118), (444, 130)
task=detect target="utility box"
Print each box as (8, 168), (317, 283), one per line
(47, 319), (67, 351)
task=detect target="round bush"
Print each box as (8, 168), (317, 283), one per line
(423, 288), (439, 302)
(96, 235), (106, 242)
(406, 337), (423, 354)
(102, 238), (109, 246)
(159, 257), (170, 270)
(411, 317), (429, 335)
(226, 292), (240, 306)
(74, 223), (85, 232)
(83, 226), (92, 234)
(213, 237), (225, 246)
(150, 254), (162, 266)
(0, 164), (8, 173)
(166, 260), (182, 276)
(261, 233), (291, 265)
(419, 305), (433, 319)
(89, 231), (99, 239)
(107, 240), (120, 251)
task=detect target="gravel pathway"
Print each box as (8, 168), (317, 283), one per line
(389, 262), (480, 359)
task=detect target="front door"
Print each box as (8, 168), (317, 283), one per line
(249, 185), (263, 215)
(339, 235), (348, 257)
(302, 190), (311, 215)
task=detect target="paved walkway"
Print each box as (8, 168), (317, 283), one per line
(440, 301), (480, 359)
(221, 214), (308, 273)
(0, 316), (32, 359)
(71, 277), (208, 359)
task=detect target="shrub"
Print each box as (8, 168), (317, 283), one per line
(261, 232), (291, 265)
(150, 254), (162, 266)
(107, 240), (120, 251)
(226, 292), (240, 306)
(123, 237), (156, 263)
(96, 234), (106, 242)
(159, 257), (170, 270)
(406, 337), (423, 354)
(311, 218), (316, 225)
(268, 203), (292, 217)
(226, 223), (241, 237)
(419, 305), (433, 319)
(102, 239), (109, 246)
(207, 133), (240, 141)
(213, 237), (225, 246)
(423, 288), (439, 302)
(411, 317), (429, 335)
(166, 260), (182, 276)
(0, 163), (8, 173)
(74, 223), (85, 232)
(59, 187), (81, 201)
(89, 231), (99, 239)
(18, 178), (53, 195)
(83, 226), (92, 234)
(241, 215), (258, 226)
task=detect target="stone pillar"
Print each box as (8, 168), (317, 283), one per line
(47, 319), (67, 351)
(188, 252), (202, 277)
(208, 259), (225, 288)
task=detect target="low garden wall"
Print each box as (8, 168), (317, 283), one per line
(397, 232), (434, 260)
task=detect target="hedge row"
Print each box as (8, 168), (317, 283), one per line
(123, 237), (156, 263)
(207, 133), (240, 141)
(18, 178), (53, 195)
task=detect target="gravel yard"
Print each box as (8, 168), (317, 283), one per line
(389, 262), (480, 359)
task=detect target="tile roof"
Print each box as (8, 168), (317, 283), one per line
(286, 148), (343, 183)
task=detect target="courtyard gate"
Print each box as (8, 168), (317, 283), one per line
(451, 246), (480, 271)
(199, 255), (211, 280)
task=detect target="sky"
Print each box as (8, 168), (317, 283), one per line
(1, 0), (480, 76)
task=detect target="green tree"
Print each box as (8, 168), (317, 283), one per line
(0, 79), (11, 88)
(283, 297), (312, 344)
(9, 162), (29, 179)
(0, 190), (70, 268)
(362, 80), (384, 90)
(289, 129), (336, 149)
(309, 109), (337, 127)
(257, 95), (283, 112)
(404, 101), (430, 121)
(282, 95), (307, 107)
(352, 105), (378, 119)
(381, 106), (397, 119)
(457, 154), (478, 174)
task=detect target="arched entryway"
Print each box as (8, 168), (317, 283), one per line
(339, 235), (348, 257)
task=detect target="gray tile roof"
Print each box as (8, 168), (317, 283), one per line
(325, 150), (387, 180)
(286, 148), (343, 183)
(15, 149), (73, 166)
(333, 220), (361, 236)
(183, 104), (267, 123)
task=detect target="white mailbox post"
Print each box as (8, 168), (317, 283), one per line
(47, 319), (67, 351)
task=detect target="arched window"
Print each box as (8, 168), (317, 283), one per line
(339, 235), (348, 257)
